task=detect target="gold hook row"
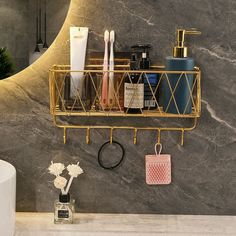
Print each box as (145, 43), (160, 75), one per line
(61, 126), (188, 146)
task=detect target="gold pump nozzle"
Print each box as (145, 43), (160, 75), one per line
(173, 29), (201, 58)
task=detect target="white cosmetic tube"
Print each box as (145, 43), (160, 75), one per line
(70, 27), (89, 98)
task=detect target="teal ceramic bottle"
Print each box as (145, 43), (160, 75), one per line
(162, 29), (201, 114)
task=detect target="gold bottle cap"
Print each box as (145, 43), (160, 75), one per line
(173, 29), (201, 58)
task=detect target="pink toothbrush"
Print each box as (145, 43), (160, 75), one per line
(101, 30), (109, 109)
(108, 30), (115, 107)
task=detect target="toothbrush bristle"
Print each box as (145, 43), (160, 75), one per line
(104, 30), (109, 41)
(110, 30), (115, 42)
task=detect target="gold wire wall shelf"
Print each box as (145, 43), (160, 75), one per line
(49, 60), (201, 145)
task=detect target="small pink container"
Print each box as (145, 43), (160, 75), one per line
(145, 144), (171, 185)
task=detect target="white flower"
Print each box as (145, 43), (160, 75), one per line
(48, 162), (65, 176)
(54, 176), (67, 190)
(67, 164), (84, 178)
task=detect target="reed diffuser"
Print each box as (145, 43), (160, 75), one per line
(48, 161), (84, 224)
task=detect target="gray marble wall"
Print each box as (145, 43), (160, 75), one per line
(0, 0), (236, 215)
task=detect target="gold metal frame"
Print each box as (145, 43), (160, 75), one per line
(49, 63), (201, 146)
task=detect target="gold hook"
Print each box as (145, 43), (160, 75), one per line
(86, 128), (90, 144)
(157, 129), (161, 144)
(110, 128), (113, 144)
(133, 128), (138, 144)
(181, 129), (184, 146)
(63, 127), (67, 144)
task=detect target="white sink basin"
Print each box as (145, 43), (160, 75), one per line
(0, 160), (16, 236)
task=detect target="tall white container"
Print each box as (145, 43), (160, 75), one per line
(70, 27), (89, 98)
(0, 160), (16, 236)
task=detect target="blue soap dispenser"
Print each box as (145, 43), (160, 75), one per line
(162, 29), (201, 114)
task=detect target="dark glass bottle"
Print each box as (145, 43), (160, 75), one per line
(124, 54), (144, 114)
(139, 48), (158, 110)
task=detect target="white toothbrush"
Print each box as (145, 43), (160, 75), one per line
(108, 30), (115, 107)
(101, 30), (109, 109)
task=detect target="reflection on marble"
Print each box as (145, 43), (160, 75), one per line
(0, 0), (236, 215)
(15, 213), (236, 236)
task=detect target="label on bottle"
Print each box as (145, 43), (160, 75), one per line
(124, 83), (144, 109)
(145, 100), (156, 107)
(58, 210), (69, 218)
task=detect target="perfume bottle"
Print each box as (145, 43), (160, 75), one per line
(54, 193), (75, 224)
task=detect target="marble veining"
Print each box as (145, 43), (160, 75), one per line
(0, 0), (236, 215)
(202, 99), (236, 134)
(117, 0), (155, 26)
(198, 47), (236, 65)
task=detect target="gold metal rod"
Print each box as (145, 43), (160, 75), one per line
(49, 71), (53, 114)
(51, 72), (56, 114)
(86, 128), (90, 144)
(50, 69), (200, 74)
(54, 121), (196, 132)
(86, 65), (130, 68)
(53, 65), (167, 70)
(181, 129), (185, 146)
(150, 65), (165, 69)
(110, 128), (113, 144)
(157, 129), (161, 144)
(63, 127), (67, 144)
(197, 71), (202, 115)
(134, 128), (138, 145)
(53, 111), (199, 118)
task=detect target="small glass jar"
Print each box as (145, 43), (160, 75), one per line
(54, 193), (75, 224)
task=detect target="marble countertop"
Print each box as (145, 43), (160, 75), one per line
(15, 213), (236, 236)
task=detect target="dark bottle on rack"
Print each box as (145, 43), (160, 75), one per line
(124, 52), (144, 114)
(139, 45), (159, 110)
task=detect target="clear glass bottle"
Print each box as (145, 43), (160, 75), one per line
(54, 193), (75, 224)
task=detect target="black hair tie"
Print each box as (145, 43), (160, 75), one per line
(98, 141), (125, 170)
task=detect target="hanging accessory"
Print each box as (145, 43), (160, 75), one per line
(37, 0), (44, 45)
(43, 0), (48, 49)
(34, 0), (40, 52)
(98, 141), (125, 170)
(145, 143), (171, 185)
